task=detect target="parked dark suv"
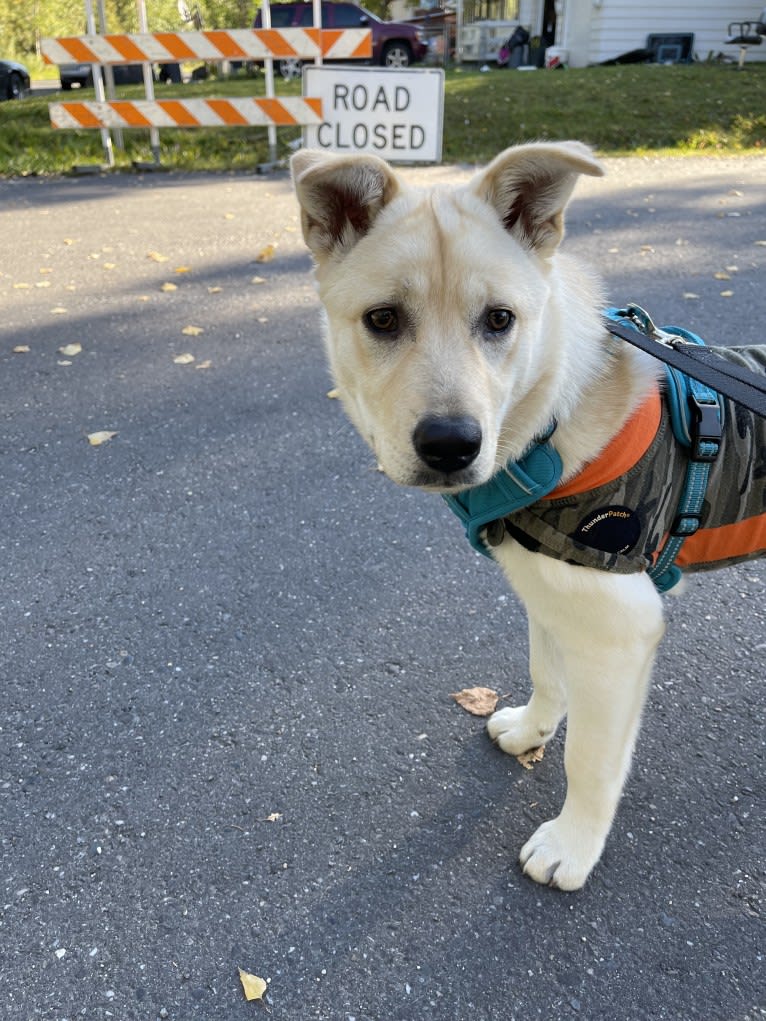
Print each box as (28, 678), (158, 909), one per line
(254, 2), (427, 77)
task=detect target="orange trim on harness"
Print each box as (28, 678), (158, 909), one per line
(544, 387), (662, 500)
(672, 515), (766, 568)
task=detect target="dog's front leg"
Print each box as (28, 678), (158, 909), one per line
(487, 616), (567, 754)
(493, 546), (666, 890)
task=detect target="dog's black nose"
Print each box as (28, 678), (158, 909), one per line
(412, 415), (482, 473)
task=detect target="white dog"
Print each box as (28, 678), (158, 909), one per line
(291, 143), (765, 890)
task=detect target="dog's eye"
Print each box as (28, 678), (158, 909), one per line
(485, 308), (515, 335)
(364, 307), (399, 335)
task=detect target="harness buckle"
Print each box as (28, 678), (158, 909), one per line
(688, 393), (722, 462)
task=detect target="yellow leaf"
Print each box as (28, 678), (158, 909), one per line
(265, 812), (282, 822)
(195, 360), (212, 370)
(224, 212), (235, 220)
(720, 290), (734, 298)
(326, 388), (340, 399)
(51, 307), (68, 315)
(255, 243), (276, 263)
(58, 343), (82, 357)
(13, 282), (31, 289)
(682, 292), (699, 300)
(39, 267), (53, 274)
(516, 746), (545, 770)
(147, 250), (168, 262)
(713, 271), (730, 280)
(13, 345), (30, 353)
(181, 325), (204, 336)
(87, 430), (117, 446)
(174, 353), (195, 365)
(35, 281), (51, 288)
(174, 266), (191, 274)
(207, 286), (222, 293)
(238, 969), (268, 1002)
(103, 262), (117, 270)
(251, 275), (266, 285)
(63, 238), (76, 246)
(161, 282), (177, 292)
(450, 686), (499, 717)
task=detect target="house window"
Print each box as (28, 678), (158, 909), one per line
(463, 0), (519, 21)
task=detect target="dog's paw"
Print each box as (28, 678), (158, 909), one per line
(519, 818), (604, 891)
(487, 705), (553, 757)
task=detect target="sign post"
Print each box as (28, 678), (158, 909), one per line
(302, 66), (444, 164)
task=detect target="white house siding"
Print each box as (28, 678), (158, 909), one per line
(560, 0), (766, 66)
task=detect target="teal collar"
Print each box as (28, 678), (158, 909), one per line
(442, 429), (562, 558)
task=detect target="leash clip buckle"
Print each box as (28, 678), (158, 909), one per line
(623, 303), (677, 346)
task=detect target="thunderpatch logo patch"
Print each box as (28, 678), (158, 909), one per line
(571, 505), (642, 555)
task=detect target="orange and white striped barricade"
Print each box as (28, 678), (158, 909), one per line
(48, 96), (324, 131)
(41, 28), (371, 159)
(40, 29), (371, 70)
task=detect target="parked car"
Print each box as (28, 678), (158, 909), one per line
(59, 63), (145, 89)
(254, 2), (428, 78)
(0, 59), (30, 100)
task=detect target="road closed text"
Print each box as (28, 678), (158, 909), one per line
(303, 67), (444, 163)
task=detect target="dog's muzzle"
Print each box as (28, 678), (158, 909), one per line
(412, 415), (482, 474)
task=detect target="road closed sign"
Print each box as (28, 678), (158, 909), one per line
(303, 66), (444, 164)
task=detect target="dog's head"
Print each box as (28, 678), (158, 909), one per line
(291, 142), (604, 492)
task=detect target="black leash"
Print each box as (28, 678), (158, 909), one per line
(605, 309), (766, 418)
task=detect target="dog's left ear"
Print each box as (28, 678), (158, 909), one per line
(291, 149), (400, 261)
(472, 141), (604, 257)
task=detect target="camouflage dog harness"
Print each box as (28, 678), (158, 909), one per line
(444, 328), (766, 592)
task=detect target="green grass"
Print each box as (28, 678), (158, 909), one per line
(1, 62), (764, 175)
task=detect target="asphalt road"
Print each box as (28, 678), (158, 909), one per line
(1, 155), (764, 1021)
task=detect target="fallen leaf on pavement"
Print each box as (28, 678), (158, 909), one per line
(147, 250), (168, 262)
(516, 746), (545, 770)
(58, 343), (82, 357)
(87, 431), (117, 446)
(173, 353), (195, 365)
(181, 325), (204, 336)
(255, 243), (276, 263)
(174, 266), (191, 274)
(195, 360), (212, 370)
(161, 282), (177, 292)
(327, 388), (340, 399)
(450, 686), (499, 716)
(13, 345), (30, 353)
(238, 969), (268, 1002)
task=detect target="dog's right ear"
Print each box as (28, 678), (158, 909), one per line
(290, 149), (399, 261)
